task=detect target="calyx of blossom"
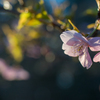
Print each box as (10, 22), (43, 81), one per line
(60, 30), (100, 69)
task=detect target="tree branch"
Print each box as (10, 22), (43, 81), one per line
(0, 4), (65, 32)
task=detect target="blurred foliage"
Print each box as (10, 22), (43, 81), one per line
(2, 25), (23, 62)
(10, 0), (78, 64)
(87, 23), (95, 29)
(83, 8), (97, 17)
(17, 0), (50, 30)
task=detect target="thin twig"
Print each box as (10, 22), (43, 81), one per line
(51, 21), (65, 32)
(87, 24), (99, 38)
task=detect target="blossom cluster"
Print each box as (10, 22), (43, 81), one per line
(60, 30), (100, 69)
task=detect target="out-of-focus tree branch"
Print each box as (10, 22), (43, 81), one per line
(0, 3), (65, 32)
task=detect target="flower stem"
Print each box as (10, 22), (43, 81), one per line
(87, 24), (99, 38)
(68, 19), (80, 33)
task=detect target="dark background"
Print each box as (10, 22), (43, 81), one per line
(0, 0), (100, 100)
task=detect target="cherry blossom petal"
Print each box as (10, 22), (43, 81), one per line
(93, 52), (100, 62)
(89, 37), (100, 44)
(60, 30), (88, 46)
(67, 38), (80, 46)
(78, 48), (92, 69)
(74, 34), (88, 44)
(62, 43), (68, 50)
(62, 43), (85, 57)
(60, 30), (79, 44)
(89, 45), (100, 51)
(89, 37), (100, 51)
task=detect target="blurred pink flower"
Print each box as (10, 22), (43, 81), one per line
(0, 59), (30, 81)
(2, 67), (30, 81)
(60, 30), (100, 69)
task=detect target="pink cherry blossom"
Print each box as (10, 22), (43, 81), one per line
(2, 67), (30, 81)
(89, 37), (100, 62)
(0, 59), (30, 80)
(60, 30), (100, 69)
(93, 52), (100, 62)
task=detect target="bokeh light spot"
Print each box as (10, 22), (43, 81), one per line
(45, 52), (55, 63)
(3, 1), (12, 10)
(56, 71), (74, 89)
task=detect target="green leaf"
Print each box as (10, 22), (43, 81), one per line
(27, 18), (42, 27)
(17, 12), (32, 29)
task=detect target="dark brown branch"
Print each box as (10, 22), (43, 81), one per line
(39, 19), (65, 32)
(0, 5), (65, 32)
(51, 21), (65, 32)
